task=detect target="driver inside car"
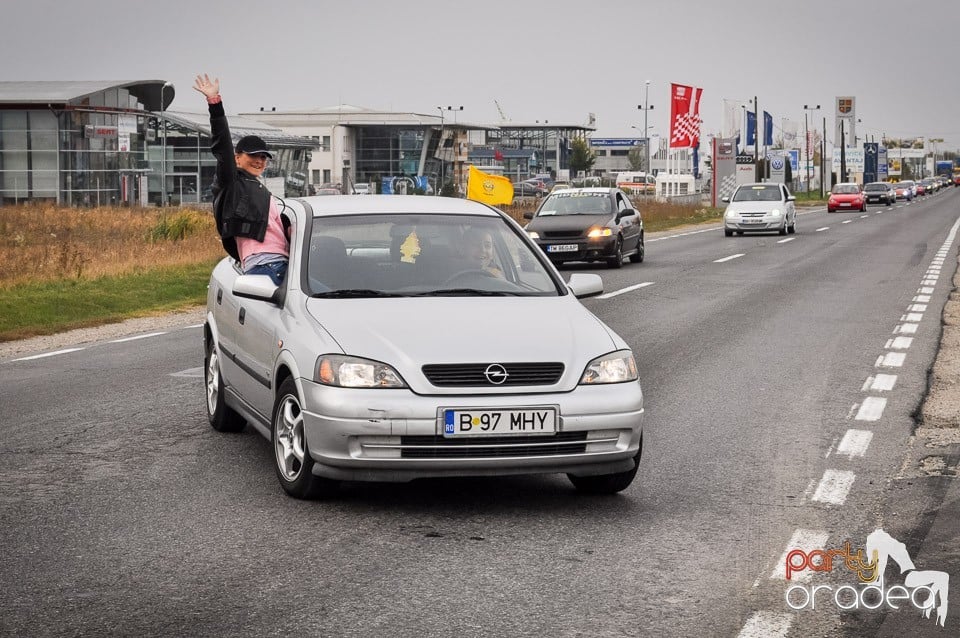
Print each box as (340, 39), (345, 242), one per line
(458, 227), (503, 278)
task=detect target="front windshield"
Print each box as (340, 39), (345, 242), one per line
(832, 185), (860, 194)
(732, 185), (782, 202)
(864, 184), (886, 191)
(305, 214), (562, 297)
(536, 191), (612, 216)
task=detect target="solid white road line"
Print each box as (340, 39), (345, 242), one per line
(771, 529), (829, 581)
(109, 331), (167, 343)
(855, 396), (887, 421)
(11, 347), (85, 362)
(737, 612), (793, 638)
(714, 253), (745, 263)
(812, 469), (856, 505)
(836, 429), (873, 458)
(597, 282), (655, 299)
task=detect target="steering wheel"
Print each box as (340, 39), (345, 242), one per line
(442, 269), (497, 285)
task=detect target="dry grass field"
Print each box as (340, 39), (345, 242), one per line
(0, 196), (716, 290)
(0, 204), (223, 289)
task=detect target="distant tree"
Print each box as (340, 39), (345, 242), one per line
(569, 138), (596, 176)
(627, 145), (644, 171)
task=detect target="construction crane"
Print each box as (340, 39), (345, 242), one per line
(494, 100), (509, 123)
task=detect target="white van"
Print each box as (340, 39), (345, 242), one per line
(615, 171), (655, 195)
(352, 183), (372, 195)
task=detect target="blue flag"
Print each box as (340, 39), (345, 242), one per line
(763, 111), (773, 146)
(746, 111), (756, 146)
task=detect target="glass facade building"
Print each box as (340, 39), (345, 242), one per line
(0, 81), (316, 207)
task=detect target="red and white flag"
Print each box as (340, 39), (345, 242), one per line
(669, 83), (703, 149)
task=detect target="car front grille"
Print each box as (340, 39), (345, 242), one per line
(422, 363), (565, 387)
(399, 431), (588, 458)
(542, 230), (584, 239)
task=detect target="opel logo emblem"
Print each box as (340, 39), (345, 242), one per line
(484, 363), (509, 384)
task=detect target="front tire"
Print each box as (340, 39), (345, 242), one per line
(205, 339), (246, 433)
(568, 441), (642, 494)
(607, 237), (624, 269)
(273, 378), (337, 499)
(629, 235), (645, 263)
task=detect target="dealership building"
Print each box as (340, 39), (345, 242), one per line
(0, 80), (594, 205)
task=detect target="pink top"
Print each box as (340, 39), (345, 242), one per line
(237, 197), (289, 268)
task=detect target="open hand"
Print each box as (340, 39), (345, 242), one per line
(193, 74), (220, 99)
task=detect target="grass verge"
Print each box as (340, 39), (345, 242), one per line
(0, 261), (217, 342)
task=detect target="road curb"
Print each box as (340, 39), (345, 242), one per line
(920, 258), (960, 429)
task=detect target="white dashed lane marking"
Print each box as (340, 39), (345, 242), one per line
(10, 347), (85, 362)
(770, 529), (829, 581)
(109, 331), (168, 343)
(878, 351), (906, 367)
(862, 374), (897, 392)
(776, 238), (795, 244)
(835, 429), (873, 458)
(596, 282), (655, 299)
(855, 397), (887, 421)
(812, 469), (856, 505)
(737, 612), (793, 638)
(714, 253), (745, 263)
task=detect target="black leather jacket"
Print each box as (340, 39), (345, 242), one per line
(208, 100), (271, 260)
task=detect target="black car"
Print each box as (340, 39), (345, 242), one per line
(863, 182), (896, 206)
(512, 182), (549, 198)
(523, 187), (644, 268)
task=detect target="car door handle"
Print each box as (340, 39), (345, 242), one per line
(239, 308), (246, 325)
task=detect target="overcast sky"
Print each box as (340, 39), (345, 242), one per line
(5, 0), (960, 150)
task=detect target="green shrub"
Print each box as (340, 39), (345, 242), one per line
(148, 211), (203, 242)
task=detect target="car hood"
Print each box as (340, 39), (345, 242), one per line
(305, 296), (620, 393)
(830, 193), (862, 200)
(527, 214), (612, 232)
(725, 201), (787, 214)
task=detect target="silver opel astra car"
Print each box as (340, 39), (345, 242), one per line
(204, 195), (644, 499)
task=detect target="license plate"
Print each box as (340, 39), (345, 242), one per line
(839, 203), (851, 207)
(741, 219), (764, 224)
(547, 244), (578, 253)
(443, 408), (557, 437)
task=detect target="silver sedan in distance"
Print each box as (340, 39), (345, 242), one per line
(204, 195), (645, 499)
(722, 182), (797, 236)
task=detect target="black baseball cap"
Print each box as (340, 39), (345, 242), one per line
(235, 135), (273, 158)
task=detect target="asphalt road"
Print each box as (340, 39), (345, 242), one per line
(2, 189), (959, 637)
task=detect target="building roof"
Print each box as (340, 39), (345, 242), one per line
(0, 80), (175, 110)
(240, 106), (496, 131)
(164, 110), (319, 149)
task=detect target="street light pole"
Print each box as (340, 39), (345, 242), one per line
(160, 81), (173, 206)
(637, 80), (654, 179)
(754, 96), (760, 181)
(803, 104), (820, 194)
(436, 106), (445, 193)
(445, 105), (463, 193)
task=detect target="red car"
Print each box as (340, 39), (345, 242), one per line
(828, 183), (866, 212)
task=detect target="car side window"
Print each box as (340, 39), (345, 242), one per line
(616, 193), (628, 213)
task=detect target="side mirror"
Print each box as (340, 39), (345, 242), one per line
(523, 212), (534, 220)
(233, 274), (283, 305)
(721, 196), (730, 203)
(567, 273), (603, 299)
(787, 195), (796, 202)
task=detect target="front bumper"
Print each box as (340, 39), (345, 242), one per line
(724, 217), (784, 232)
(535, 236), (618, 262)
(299, 379), (644, 481)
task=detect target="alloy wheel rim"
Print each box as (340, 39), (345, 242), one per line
(206, 351), (219, 415)
(275, 396), (306, 481)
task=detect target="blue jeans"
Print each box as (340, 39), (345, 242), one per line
(245, 260), (288, 286)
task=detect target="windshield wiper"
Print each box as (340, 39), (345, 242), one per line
(412, 288), (516, 297)
(311, 289), (405, 298)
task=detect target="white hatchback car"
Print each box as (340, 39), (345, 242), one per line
(722, 183), (797, 236)
(204, 195), (645, 499)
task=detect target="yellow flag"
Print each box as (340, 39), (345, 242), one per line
(466, 165), (514, 206)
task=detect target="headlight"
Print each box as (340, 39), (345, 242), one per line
(579, 350), (638, 385)
(315, 355), (407, 388)
(587, 227), (613, 238)
(526, 230), (540, 239)
(770, 209), (782, 218)
(724, 209), (736, 219)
